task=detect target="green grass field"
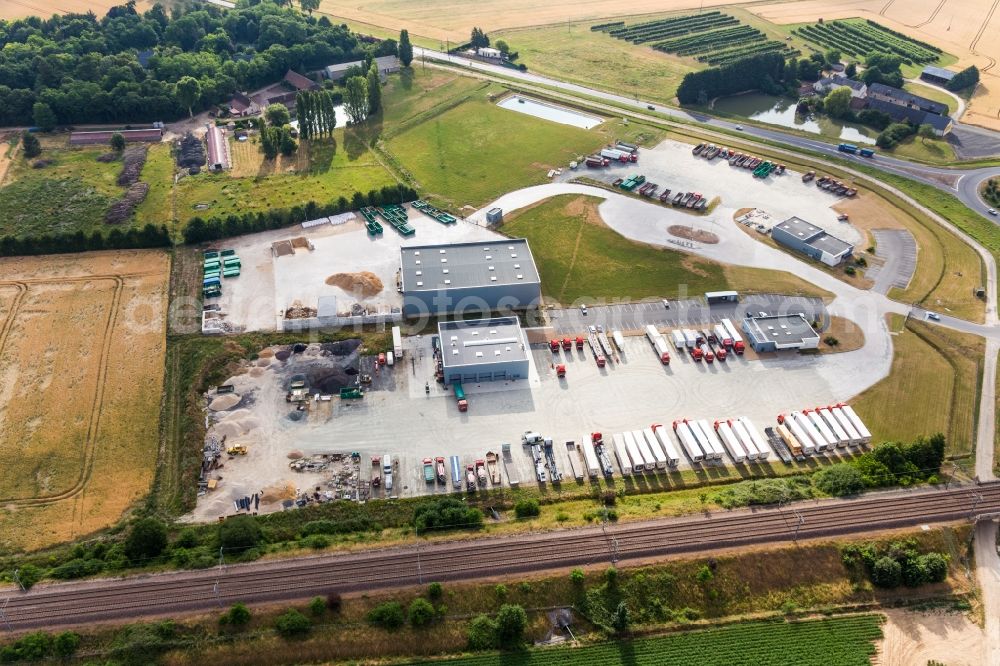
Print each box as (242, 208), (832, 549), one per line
(406, 615), (884, 666)
(0, 136), (125, 236)
(852, 316), (983, 457)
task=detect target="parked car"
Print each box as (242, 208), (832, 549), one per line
(662, 299), (670, 309)
(580, 303), (588, 315)
(989, 208), (998, 216)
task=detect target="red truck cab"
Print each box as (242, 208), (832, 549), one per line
(561, 338), (572, 350)
(575, 337), (584, 350)
(549, 339), (560, 353)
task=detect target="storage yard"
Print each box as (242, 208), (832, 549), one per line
(191, 291), (883, 520)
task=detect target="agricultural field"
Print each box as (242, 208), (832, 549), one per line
(793, 19), (942, 65)
(852, 315), (983, 457)
(383, 77), (648, 209)
(0, 0), (156, 20)
(0, 134), (131, 237)
(407, 616), (884, 666)
(600, 10), (798, 67)
(0, 250), (169, 552)
(501, 195), (829, 304)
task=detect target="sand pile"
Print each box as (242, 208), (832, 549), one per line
(261, 482), (296, 504)
(249, 367), (265, 377)
(325, 271), (384, 298)
(209, 393), (241, 411)
(668, 225), (719, 244)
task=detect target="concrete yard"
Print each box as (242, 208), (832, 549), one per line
(208, 210), (503, 332)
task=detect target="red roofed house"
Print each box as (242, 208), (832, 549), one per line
(283, 69), (318, 91)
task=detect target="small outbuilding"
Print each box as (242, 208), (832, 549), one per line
(920, 65), (956, 87)
(772, 217), (853, 266)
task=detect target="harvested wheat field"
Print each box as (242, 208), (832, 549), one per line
(0, 0), (154, 20)
(751, 0), (1000, 130)
(0, 250), (169, 552)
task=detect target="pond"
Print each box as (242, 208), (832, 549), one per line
(497, 95), (604, 129)
(713, 93), (877, 145)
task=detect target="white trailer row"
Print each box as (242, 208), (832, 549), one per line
(721, 318), (744, 346)
(669, 417), (770, 465)
(609, 426), (681, 474)
(776, 404), (872, 455)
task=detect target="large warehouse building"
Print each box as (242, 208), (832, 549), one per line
(400, 239), (541, 316)
(771, 217), (854, 266)
(742, 314), (820, 353)
(437, 317), (530, 384)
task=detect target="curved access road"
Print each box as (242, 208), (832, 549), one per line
(3, 482), (1000, 632)
(415, 47), (1000, 220)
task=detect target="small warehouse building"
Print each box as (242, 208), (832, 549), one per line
(772, 217), (853, 266)
(742, 314), (820, 353)
(920, 65), (956, 87)
(325, 55), (400, 82)
(438, 317), (530, 384)
(400, 239), (541, 316)
(69, 128), (163, 146)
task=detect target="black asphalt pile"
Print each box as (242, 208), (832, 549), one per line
(177, 132), (205, 168)
(274, 349), (291, 361)
(322, 340), (361, 356)
(311, 367), (354, 393)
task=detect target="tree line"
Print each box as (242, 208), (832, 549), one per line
(295, 89), (339, 139)
(676, 52), (787, 105)
(0, 224), (171, 257)
(0, 1), (394, 126)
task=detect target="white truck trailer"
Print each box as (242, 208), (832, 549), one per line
(632, 429), (657, 470)
(642, 428), (669, 469)
(829, 406), (863, 446)
(817, 407), (851, 447)
(670, 329), (686, 350)
(721, 318), (743, 345)
(715, 420), (746, 463)
(650, 424), (680, 466)
(738, 417), (771, 461)
(581, 436), (601, 478)
(838, 404), (872, 445)
(805, 409), (838, 450)
(681, 329), (698, 348)
(696, 419), (726, 459)
(729, 419), (758, 460)
(786, 412), (817, 455)
(611, 433), (632, 477)
(623, 431), (646, 473)
(713, 324), (733, 348)
(673, 420), (704, 462)
(644, 325), (671, 364)
(612, 330), (626, 354)
(794, 410), (829, 452)
(391, 325), (403, 358)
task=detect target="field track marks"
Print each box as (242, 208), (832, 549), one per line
(880, 0), (896, 17)
(971, 0), (1000, 52)
(912, 0), (947, 28)
(0, 275), (124, 506)
(0, 282), (27, 362)
(557, 218), (585, 304)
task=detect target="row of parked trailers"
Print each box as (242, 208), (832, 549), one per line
(585, 142), (639, 167)
(671, 417), (771, 464)
(775, 405), (872, 456)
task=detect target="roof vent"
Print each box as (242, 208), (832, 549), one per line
(443, 269), (449, 274)
(452, 349), (459, 355)
(489, 330), (497, 334)
(414, 251), (420, 256)
(490, 276), (497, 281)
(415, 260), (421, 265)
(475, 351), (484, 358)
(441, 258), (447, 263)
(516, 274), (523, 279)
(416, 281), (423, 286)
(471, 331), (479, 336)
(508, 245), (514, 250)
(439, 249), (446, 254)
(494, 350), (501, 356)
(514, 264), (520, 269)
(485, 255), (492, 260)
(488, 266), (495, 271)
(511, 253), (517, 258)
(444, 279), (451, 285)
(451, 335), (458, 341)
(415, 270), (422, 276)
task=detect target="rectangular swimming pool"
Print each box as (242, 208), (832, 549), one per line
(497, 95), (604, 129)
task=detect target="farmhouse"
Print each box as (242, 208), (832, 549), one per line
(866, 82), (948, 116)
(813, 75), (867, 99)
(400, 239), (542, 316)
(920, 65), (956, 86)
(325, 55), (400, 82)
(771, 216), (853, 267)
(741, 314), (820, 353)
(69, 128), (163, 145)
(477, 47), (502, 59)
(864, 98), (953, 136)
(283, 69), (318, 91)
(227, 92), (260, 117)
(437, 316), (530, 384)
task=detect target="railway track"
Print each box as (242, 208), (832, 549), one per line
(3, 483), (1000, 631)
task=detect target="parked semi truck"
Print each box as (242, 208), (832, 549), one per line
(644, 324), (671, 364)
(713, 324), (733, 349)
(622, 431), (645, 473)
(720, 318), (746, 354)
(632, 429), (656, 470)
(805, 409), (838, 450)
(670, 329), (686, 350)
(776, 423), (803, 457)
(696, 419), (726, 459)
(729, 419), (758, 460)
(794, 411), (829, 452)
(453, 381), (468, 412)
(715, 420), (746, 463)
(837, 404), (872, 445)
(817, 406), (853, 447)
(581, 435), (601, 478)
(612, 433), (633, 477)
(650, 424), (681, 466)
(782, 413), (816, 455)
(829, 405), (863, 446)
(642, 428), (669, 469)
(391, 325), (403, 358)
(737, 417), (771, 460)
(673, 420), (704, 462)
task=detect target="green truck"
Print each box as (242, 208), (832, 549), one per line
(340, 387), (364, 400)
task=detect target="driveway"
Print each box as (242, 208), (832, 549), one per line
(867, 229), (917, 295)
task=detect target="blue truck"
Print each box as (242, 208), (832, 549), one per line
(859, 148), (875, 158)
(837, 143), (859, 154)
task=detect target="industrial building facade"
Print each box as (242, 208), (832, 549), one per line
(400, 239), (542, 316)
(438, 317), (530, 384)
(742, 314), (820, 353)
(772, 217), (853, 266)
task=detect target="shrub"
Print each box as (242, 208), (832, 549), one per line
(514, 498), (541, 518)
(302, 534), (330, 549)
(50, 557), (104, 580)
(467, 614), (498, 650)
(555, 512), (569, 522)
(413, 498), (484, 534)
(494, 583), (508, 600)
(570, 568), (585, 585)
(326, 591), (343, 612)
(367, 601), (405, 630)
(274, 609), (311, 638)
(53, 631), (81, 658)
(495, 604), (528, 646)
(308, 596), (326, 616)
(845, 265), (857, 276)
(814, 463), (864, 496)
(125, 518), (168, 563)
(921, 553), (949, 583)
(15, 564), (42, 590)
(427, 582), (443, 600)
(219, 515), (262, 553)
(823, 336), (840, 347)
(408, 597), (436, 628)
(220, 602), (251, 627)
(605, 566), (619, 587)
(21, 132), (41, 158)
(174, 528), (199, 549)
(871, 556), (902, 588)
(695, 565), (714, 583)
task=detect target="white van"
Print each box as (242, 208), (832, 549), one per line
(382, 454), (393, 491)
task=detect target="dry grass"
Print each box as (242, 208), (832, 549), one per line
(0, 250), (169, 551)
(722, 265), (834, 300)
(0, 0), (156, 20)
(816, 315), (865, 354)
(852, 316), (983, 457)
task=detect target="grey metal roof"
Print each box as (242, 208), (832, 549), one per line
(744, 314), (818, 346)
(401, 239), (540, 292)
(326, 55), (399, 75)
(438, 317), (528, 367)
(921, 65), (956, 81)
(867, 82), (949, 115)
(775, 217), (853, 257)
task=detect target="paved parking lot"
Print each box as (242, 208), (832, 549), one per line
(868, 229), (917, 295)
(547, 294), (825, 336)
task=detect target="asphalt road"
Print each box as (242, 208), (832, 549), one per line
(868, 230), (917, 295)
(3, 482), (998, 631)
(415, 48), (1000, 222)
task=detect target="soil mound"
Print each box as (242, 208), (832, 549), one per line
(668, 225), (720, 244)
(310, 367), (355, 393)
(209, 393), (241, 411)
(325, 271), (384, 298)
(321, 339), (362, 356)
